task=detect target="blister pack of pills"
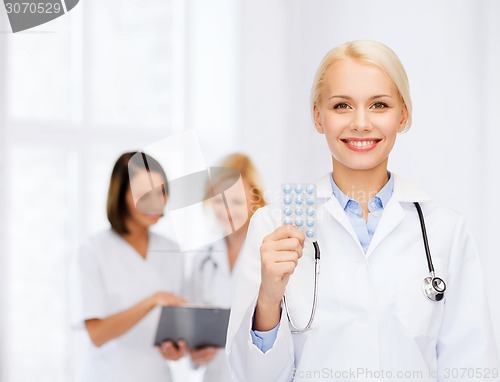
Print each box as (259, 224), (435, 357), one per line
(281, 183), (317, 240)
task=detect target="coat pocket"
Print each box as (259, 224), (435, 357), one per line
(394, 258), (447, 338)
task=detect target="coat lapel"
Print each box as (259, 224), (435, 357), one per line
(317, 174), (364, 253)
(365, 175), (431, 258)
(364, 196), (406, 258)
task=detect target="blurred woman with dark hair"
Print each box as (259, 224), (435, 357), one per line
(70, 152), (186, 382)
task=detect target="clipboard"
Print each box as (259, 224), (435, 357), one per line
(154, 305), (231, 348)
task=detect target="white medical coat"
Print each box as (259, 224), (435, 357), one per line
(226, 174), (500, 382)
(189, 238), (239, 382)
(70, 229), (184, 382)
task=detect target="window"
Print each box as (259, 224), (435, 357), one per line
(0, 0), (185, 380)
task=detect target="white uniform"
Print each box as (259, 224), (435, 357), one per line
(226, 174), (500, 382)
(70, 229), (184, 382)
(189, 238), (238, 382)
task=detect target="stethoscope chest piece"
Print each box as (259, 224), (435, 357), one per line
(422, 273), (446, 302)
(414, 202), (447, 302)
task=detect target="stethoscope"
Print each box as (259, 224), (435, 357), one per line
(198, 245), (221, 304)
(283, 201), (447, 333)
(199, 245), (217, 273)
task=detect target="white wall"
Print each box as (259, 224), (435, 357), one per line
(184, 0), (241, 164)
(482, 0), (500, 351)
(0, 10), (9, 381)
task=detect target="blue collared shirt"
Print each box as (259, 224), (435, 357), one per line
(250, 173), (395, 353)
(330, 172), (394, 252)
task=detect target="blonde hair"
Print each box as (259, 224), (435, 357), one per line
(209, 153), (266, 217)
(311, 40), (412, 132)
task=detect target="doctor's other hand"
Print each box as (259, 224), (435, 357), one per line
(151, 292), (186, 307)
(189, 346), (219, 366)
(158, 340), (188, 361)
(254, 225), (304, 331)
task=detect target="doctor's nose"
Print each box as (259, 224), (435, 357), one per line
(350, 110), (372, 132)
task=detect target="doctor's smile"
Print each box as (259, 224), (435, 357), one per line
(340, 138), (382, 152)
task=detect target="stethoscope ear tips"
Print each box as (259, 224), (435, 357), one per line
(422, 275), (446, 302)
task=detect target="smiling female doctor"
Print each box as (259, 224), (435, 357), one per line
(226, 41), (500, 382)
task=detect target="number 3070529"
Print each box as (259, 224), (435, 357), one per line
(5, 2), (62, 14)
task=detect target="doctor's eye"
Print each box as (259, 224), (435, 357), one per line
(333, 103), (350, 110)
(371, 102), (389, 109)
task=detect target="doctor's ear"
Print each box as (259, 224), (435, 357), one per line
(398, 106), (409, 132)
(313, 104), (325, 134)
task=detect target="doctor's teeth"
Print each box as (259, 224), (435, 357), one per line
(349, 141), (376, 147)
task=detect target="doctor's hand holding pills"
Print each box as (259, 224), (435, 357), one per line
(254, 225), (304, 332)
